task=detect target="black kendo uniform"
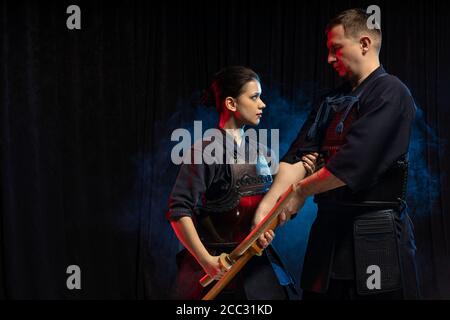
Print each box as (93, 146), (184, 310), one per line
(167, 129), (297, 300)
(282, 66), (420, 299)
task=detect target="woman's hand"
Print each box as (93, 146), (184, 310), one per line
(252, 212), (276, 249)
(200, 254), (227, 280)
(278, 184), (307, 221)
(256, 230), (275, 250)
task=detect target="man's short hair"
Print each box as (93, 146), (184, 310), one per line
(325, 8), (382, 52)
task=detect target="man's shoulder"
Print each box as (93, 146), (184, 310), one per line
(372, 73), (413, 98)
(359, 72), (416, 116)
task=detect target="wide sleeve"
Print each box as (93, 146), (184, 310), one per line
(281, 105), (322, 164)
(325, 79), (416, 192)
(165, 145), (217, 221)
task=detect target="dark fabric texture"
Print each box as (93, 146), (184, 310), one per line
(325, 69), (415, 192)
(282, 66), (415, 193)
(300, 206), (419, 299)
(1, 0), (450, 299)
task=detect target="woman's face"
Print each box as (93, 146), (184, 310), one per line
(234, 80), (266, 126)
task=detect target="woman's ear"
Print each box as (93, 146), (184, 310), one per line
(224, 97), (237, 112)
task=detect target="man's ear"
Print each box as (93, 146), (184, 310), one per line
(360, 36), (372, 54)
(224, 97), (237, 112)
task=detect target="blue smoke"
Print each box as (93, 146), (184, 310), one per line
(122, 95), (219, 298)
(123, 88), (317, 297)
(258, 86), (319, 292)
(125, 84), (442, 298)
(407, 106), (443, 218)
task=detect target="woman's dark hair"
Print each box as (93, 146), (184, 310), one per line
(202, 66), (260, 112)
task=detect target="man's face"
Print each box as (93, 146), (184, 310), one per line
(326, 25), (362, 80)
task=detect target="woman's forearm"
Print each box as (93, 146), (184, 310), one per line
(254, 161), (307, 221)
(170, 216), (211, 266)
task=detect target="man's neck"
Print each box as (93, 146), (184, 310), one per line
(350, 60), (381, 90)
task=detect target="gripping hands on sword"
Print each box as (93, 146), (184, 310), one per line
(253, 152), (321, 248)
(199, 153), (321, 288)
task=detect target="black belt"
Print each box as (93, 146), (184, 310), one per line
(317, 199), (406, 213)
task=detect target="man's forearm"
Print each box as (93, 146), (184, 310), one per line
(295, 167), (346, 198)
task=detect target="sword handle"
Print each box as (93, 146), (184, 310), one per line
(199, 252), (232, 287)
(202, 243), (261, 300)
(199, 274), (213, 287)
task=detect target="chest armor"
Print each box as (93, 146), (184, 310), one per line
(313, 84), (408, 206)
(196, 158), (272, 246)
(321, 104), (358, 163)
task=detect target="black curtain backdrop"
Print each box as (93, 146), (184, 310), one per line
(1, 0), (449, 299)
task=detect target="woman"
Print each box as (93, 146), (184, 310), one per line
(166, 66), (318, 299)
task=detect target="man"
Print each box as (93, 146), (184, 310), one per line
(253, 8), (420, 299)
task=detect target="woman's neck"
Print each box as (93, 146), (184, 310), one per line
(219, 114), (244, 145)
